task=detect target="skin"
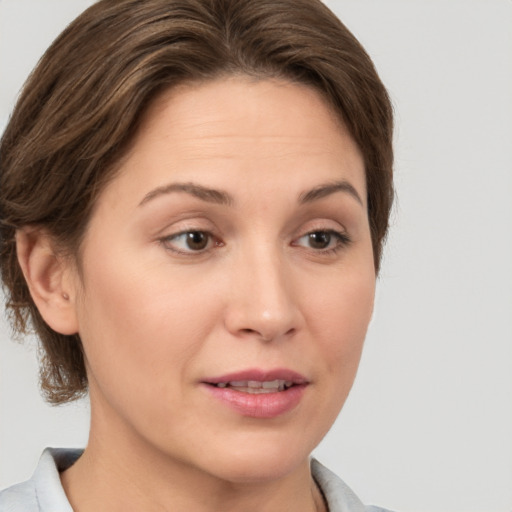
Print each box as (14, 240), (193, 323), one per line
(24, 77), (376, 511)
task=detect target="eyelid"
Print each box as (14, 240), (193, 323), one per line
(293, 229), (350, 247)
(158, 228), (222, 256)
(293, 217), (349, 238)
(155, 217), (351, 257)
(290, 217), (353, 256)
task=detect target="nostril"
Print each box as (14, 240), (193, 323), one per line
(238, 326), (296, 342)
(238, 327), (273, 341)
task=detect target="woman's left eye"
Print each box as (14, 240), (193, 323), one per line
(293, 230), (350, 252)
(160, 230), (216, 253)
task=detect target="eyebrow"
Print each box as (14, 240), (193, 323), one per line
(139, 182), (233, 207)
(138, 179), (363, 208)
(299, 180), (364, 206)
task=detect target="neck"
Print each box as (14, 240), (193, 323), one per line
(60, 398), (327, 512)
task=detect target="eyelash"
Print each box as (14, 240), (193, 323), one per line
(292, 230), (352, 255)
(159, 228), (351, 256)
(159, 230), (222, 255)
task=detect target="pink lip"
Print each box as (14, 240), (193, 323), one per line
(204, 368), (308, 385)
(201, 368), (309, 419)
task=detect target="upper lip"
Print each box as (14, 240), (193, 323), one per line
(202, 368), (308, 385)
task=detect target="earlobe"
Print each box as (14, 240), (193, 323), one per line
(16, 228), (79, 335)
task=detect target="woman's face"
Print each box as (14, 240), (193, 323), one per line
(69, 77), (375, 482)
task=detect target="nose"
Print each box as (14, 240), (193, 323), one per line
(223, 246), (302, 342)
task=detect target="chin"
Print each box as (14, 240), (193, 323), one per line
(208, 452), (309, 485)
(186, 429), (321, 485)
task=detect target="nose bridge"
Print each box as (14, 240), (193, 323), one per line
(226, 239), (299, 341)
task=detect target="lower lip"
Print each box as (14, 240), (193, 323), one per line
(203, 384), (307, 418)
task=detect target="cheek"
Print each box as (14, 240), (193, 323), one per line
(74, 252), (221, 400)
(287, 263), (375, 449)
(305, 264), (375, 381)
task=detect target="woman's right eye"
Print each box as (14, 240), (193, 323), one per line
(160, 230), (216, 253)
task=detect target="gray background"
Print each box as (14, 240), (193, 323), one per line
(1, 1), (511, 511)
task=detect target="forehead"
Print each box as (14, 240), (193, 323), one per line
(144, 77), (343, 133)
(137, 77), (355, 155)
(102, 76), (366, 208)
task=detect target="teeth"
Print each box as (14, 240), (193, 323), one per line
(214, 380), (293, 393)
(229, 380), (248, 387)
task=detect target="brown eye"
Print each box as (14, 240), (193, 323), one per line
(162, 230), (214, 253)
(185, 231), (209, 251)
(307, 231), (332, 249)
(293, 229), (350, 253)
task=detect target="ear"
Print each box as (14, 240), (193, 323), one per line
(16, 228), (79, 335)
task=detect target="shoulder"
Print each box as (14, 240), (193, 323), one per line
(0, 480), (37, 512)
(0, 448), (82, 512)
(2, 452), (392, 512)
(311, 459), (394, 512)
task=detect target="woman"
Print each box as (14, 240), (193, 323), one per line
(0, 0), (393, 510)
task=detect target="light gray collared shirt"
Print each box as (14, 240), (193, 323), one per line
(0, 448), (392, 512)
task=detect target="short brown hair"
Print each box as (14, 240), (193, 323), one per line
(0, 0), (393, 404)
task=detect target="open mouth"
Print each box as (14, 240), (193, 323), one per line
(203, 370), (308, 417)
(210, 380), (295, 394)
